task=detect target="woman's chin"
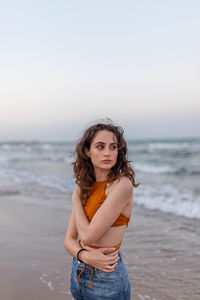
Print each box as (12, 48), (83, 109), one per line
(101, 165), (115, 171)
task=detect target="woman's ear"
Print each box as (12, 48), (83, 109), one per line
(84, 147), (90, 158)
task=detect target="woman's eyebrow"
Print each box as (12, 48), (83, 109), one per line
(94, 141), (117, 145)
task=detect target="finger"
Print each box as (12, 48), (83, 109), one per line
(104, 263), (118, 270)
(105, 253), (119, 262)
(98, 266), (117, 272)
(94, 262), (118, 272)
(99, 248), (119, 257)
(102, 263), (118, 272)
(105, 250), (119, 256)
(104, 251), (118, 257)
(105, 258), (119, 266)
(101, 268), (116, 273)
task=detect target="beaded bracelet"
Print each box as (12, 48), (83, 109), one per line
(77, 248), (87, 263)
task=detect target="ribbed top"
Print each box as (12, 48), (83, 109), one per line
(84, 180), (130, 227)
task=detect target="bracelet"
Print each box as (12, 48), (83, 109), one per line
(77, 248), (87, 263)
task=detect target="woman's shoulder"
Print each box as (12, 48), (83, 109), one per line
(106, 176), (133, 196)
(116, 176), (133, 192)
(110, 175), (131, 186)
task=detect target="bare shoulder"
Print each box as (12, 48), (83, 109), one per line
(118, 176), (132, 187)
(107, 176), (133, 197)
(117, 176), (133, 193)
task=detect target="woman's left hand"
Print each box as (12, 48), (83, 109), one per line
(78, 247), (119, 272)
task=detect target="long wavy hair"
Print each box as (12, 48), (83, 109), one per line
(72, 120), (140, 205)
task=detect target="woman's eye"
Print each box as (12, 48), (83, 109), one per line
(96, 145), (117, 150)
(110, 145), (117, 150)
(97, 145), (104, 150)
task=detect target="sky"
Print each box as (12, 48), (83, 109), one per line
(0, 0), (200, 141)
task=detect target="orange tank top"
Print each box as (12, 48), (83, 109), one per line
(84, 179), (130, 227)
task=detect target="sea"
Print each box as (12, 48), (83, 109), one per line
(0, 138), (200, 220)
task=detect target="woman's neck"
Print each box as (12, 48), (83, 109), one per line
(94, 170), (109, 182)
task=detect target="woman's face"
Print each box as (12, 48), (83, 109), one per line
(85, 130), (118, 173)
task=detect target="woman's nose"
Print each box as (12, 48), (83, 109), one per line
(104, 147), (111, 156)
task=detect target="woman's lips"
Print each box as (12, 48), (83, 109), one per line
(102, 160), (112, 163)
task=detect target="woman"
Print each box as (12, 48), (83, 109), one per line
(64, 121), (140, 300)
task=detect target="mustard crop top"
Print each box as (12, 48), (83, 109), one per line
(84, 179), (130, 227)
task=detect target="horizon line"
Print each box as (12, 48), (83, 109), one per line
(0, 136), (200, 144)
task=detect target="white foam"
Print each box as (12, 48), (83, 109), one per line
(41, 144), (53, 151)
(135, 184), (200, 220)
(149, 142), (190, 150)
(0, 166), (72, 194)
(39, 274), (54, 290)
(135, 162), (174, 174)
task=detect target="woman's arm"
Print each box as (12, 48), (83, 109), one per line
(72, 177), (133, 245)
(64, 210), (84, 258)
(64, 211), (119, 272)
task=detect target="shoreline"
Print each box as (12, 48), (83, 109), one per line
(1, 194), (200, 300)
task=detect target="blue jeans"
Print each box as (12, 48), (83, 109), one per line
(70, 250), (131, 300)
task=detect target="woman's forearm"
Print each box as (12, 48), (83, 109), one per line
(64, 235), (81, 258)
(64, 235), (89, 263)
(72, 190), (91, 244)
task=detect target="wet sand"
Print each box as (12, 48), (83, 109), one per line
(126, 206), (200, 300)
(0, 195), (72, 300)
(0, 195), (200, 300)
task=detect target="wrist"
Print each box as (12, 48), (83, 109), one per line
(77, 248), (88, 263)
(79, 250), (88, 263)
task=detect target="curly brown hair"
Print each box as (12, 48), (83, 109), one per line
(72, 120), (140, 205)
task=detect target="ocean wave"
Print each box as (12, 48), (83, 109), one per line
(1, 139), (199, 219)
(0, 141), (74, 153)
(0, 154), (71, 165)
(135, 162), (200, 176)
(135, 163), (174, 174)
(0, 167), (73, 194)
(128, 141), (200, 157)
(149, 142), (191, 150)
(135, 184), (200, 220)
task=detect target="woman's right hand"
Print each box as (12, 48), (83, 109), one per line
(79, 248), (119, 272)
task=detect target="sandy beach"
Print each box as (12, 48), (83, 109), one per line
(0, 195), (72, 300)
(1, 193), (200, 300)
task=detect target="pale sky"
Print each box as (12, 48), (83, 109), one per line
(0, 0), (200, 141)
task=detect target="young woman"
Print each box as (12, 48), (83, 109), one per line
(64, 121), (140, 300)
